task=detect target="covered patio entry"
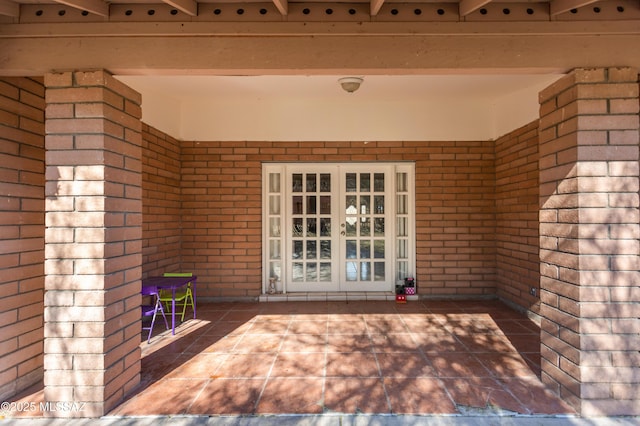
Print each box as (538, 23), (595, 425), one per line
(9, 300), (575, 418)
(0, 0), (639, 420)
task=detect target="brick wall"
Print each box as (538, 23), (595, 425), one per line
(43, 70), (142, 417)
(141, 123), (182, 277)
(0, 77), (45, 401)
(495, 121), (541, 313)
(538, 68), (639, 415)
(180, 140), (496, 298)
(416, 141), (497, 296)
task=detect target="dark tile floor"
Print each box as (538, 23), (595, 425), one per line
(4, 299), (576, 418)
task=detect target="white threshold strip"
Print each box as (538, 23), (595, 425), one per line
(258, 292), (420, 302)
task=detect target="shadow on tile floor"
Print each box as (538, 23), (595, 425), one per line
(4, 300), (578, 420)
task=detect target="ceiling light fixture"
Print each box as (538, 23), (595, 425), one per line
(338, 77), (363, 93)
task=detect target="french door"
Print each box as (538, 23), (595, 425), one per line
(263, 163), (414, 293)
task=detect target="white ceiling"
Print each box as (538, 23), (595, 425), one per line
(116, 73), (564, 141)
(118, 74), (562, 102)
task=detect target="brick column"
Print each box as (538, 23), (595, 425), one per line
(43, 70), (142, 417)
(538, 68), (639, 416)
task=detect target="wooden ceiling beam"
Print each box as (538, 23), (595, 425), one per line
(4, 25), (639, 77)
(52, 0), (109, 17)
(371, 0), (385, 16)
(272, 0), (288, 15)
(0, 0), (20, 18)
(459, 0), (493, 16)
(162, 0), (198, 16)
(550, 0), (600, 15)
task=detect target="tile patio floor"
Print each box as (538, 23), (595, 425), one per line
(6, 299), (577, 419)
(114, 299), (575, 417)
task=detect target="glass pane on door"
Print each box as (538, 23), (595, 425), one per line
(341, 170), (389, 290)
(289, 171), (335, 289)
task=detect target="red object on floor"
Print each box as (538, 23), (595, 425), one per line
(396, 294), (406, 303)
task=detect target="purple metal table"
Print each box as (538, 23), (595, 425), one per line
(141, 275), (197, 335)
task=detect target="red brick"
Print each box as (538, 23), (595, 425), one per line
(39, 71), (143, 414)
(0, 77), (45, 402)
(577, 115), (639, 132)
(538, 67), (640, 417)
(610, 129), (640, 145)
(574, 68), (607, 83)
(539, 73), (574, 104)
(608, 67), (638, 82)
(43, 72), (72, 88)
(46, 87), (106, 104)
(577, 83), (639, 100)
(0, 79), (20, 100)
(610, 98), (640, 114)
(611, 383), (638, 400)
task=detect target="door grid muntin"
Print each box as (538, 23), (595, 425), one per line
(343, 172), (387, 285)
(291, 172), (333, 285)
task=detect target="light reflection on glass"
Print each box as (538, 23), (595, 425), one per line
(292, 174), (303, 192)
(346, 240), (357, 259)
(307, 240), (317, 259)
(360, 173), (370, 192)
(320, 263), (331, 281)
(306, 263), (317, 281)
(346, 262), (357, 281)
(374, 240), (385, 259)
(375, 262), (385, 281)
(360, 262), (371, 281)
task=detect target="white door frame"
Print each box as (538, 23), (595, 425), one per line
(262, 162), (415, 294)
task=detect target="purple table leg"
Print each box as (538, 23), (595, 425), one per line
(171, 287), (176, 334)
(192, 278), (197, 319)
